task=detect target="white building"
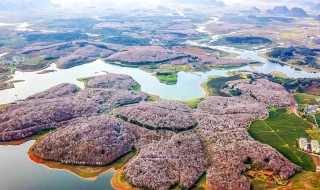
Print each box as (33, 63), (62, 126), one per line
(299, 138), (308, 151)
(311, 140), (320, 154)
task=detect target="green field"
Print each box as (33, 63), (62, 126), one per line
(306, 129), (320, 142)
(294, 93), (320, 105)
(248, 109), (315, 171)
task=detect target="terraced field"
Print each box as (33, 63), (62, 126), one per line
(248, 109), (315, 171)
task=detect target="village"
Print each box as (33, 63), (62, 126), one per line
(297, 137), (320, 173)
(297, 137), (320, 155)
(0, 55), (28, 66)
(303, 97), (320, 115)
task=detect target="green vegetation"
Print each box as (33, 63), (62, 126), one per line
(316, 114), (320, 125)
(285, 171), (320, 189)
(261, 74), (320, 95)
(229, 89), (242, 96)
(36, 70), (57, 74)
(212, 36), (271, 49)
(267, 47), (319, 69)
(294, 93), (320, 111)
(181, 98), (203, 108)
(154, 72), (178, 85)
(77, 77), (94, 88)
(294, 93), (320, 105)
(307, 114), (320, 127)
(248, 109), (315, 171)
(191, 173), (208, 190)
(141, 64), (194, 74)
(145, 93), (161, 102)
(131, 83), (141, 92)
(204, 75), (242, 96)
(306, 128), (320, 142)
(224, 36), (271, 44)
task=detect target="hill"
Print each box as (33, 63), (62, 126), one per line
(267, 6), (289, 14)
(288, 7), (309, 17)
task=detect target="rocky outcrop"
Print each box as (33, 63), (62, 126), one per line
(113, 100), (197, 131)
(32, 116), (136, 166)
(86, 73), (138, 90)
(124, 132), (208, 190)
(105, 46), (189, 65)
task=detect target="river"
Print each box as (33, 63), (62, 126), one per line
(0, 54), (319, 104)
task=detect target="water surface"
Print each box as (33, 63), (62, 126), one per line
(0, 141), (116, 190)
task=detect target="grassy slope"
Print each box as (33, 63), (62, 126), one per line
(205, 75), (242, 96)
(182, 98), (203, 108)
(248, 109), (315, 171)
(294, 93), (320, 105)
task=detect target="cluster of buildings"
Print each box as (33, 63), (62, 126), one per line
(297, 138), (320, 154)
(304, 98), (320, 115)
(0, 56), (27, 66)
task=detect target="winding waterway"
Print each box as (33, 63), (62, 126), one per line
(1, 53), (319, 104)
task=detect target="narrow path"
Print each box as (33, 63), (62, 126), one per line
(294, 107), (301, 118)
(262, 121), (304, 163)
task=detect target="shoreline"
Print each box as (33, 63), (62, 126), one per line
(259, 53), (320, 73)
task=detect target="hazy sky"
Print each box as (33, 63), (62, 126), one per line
(51, 0), (319, 8)
(51, 0), (250, 7)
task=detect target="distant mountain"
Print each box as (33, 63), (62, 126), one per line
(249, 7), (261, 14)
(266, 6), (309, 18)
(0, 0), (53, 11)
(316, 15), (320, 21)
(287, 7), (309, 17)
(266, 6), (289, 14)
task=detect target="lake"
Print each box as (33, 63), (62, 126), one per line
(0, 52), (319, 104)
(0, 141), (116, 190)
